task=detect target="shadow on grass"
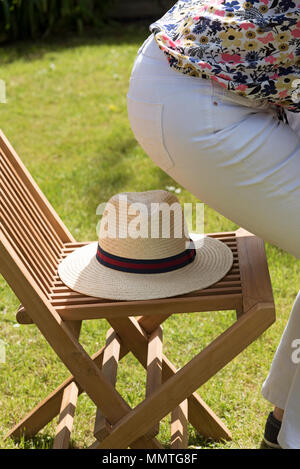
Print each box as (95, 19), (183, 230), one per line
(11, 433), (79, 449)
(8, 435), (275, 450)
(83, 136), (140, 210)
(84, 134), (176, 211)
(187, 436), (275, 450)
(11, 434), (54, 449)
(187, 433), (227, 449)
(0, 21), (151, 65)
(160, 433), (232, 450)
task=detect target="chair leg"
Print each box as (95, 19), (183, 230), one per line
(52, 320), (81, 449)
(53, 382), (79, 449)
(144, 327), (163, 440)
(4, 344), (116, 441)
(108, 315), (232, 441)
(5, 314), (230, 443)
(97, 303), (275, 449)
(94, 329), (120, 442)
(171, 400), (188, 449)
(90, 329), (162, 449)
(0, 241), (165, 450)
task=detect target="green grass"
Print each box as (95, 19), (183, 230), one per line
(0, 24), (299, 450)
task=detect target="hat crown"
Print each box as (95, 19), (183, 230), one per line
(98, 190), (190, 260)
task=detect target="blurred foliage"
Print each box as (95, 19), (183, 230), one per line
(0, 0), (116, 43)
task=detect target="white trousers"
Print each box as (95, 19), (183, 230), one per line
(127, 33), (300, 448)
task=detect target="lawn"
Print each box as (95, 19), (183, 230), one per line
(0, 23), (299, 449)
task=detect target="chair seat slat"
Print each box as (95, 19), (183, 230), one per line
(52, 272), (240, 285)
(205, 232), (236, 239)
(50, 288), (243, 307)
(49, 285), (242, 303)
(50, 280), (242, 295)
(53, 294), (244, 321)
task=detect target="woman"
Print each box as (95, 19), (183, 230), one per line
(126, 0), (300, 449)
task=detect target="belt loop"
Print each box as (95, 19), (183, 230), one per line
(212, 78), (228, 97)
(277, 107), (289, 125)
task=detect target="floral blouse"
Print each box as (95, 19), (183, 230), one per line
(149, 0), (300, 116)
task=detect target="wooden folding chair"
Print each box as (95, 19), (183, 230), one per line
(0, 129), (276, 449)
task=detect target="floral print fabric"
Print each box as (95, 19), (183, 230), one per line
(149, 0), (300, 113)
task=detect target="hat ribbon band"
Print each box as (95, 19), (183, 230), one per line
(96, 240), (196, 274)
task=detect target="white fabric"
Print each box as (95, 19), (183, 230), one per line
(261, 292), (300, 449)
(127, 33), (300, 448)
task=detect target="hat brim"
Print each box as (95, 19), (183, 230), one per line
(57, 233), (233, 301)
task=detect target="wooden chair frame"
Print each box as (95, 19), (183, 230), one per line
(0, 130), (275, 449)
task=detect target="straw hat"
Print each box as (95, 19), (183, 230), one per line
(58, 190), (233, 300)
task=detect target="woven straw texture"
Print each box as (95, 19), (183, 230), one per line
(98, 190), (190, 259)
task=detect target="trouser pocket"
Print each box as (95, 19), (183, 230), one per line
(127, 94), (175, 172)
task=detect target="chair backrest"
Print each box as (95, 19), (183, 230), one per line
(0, 130), (74, 297)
